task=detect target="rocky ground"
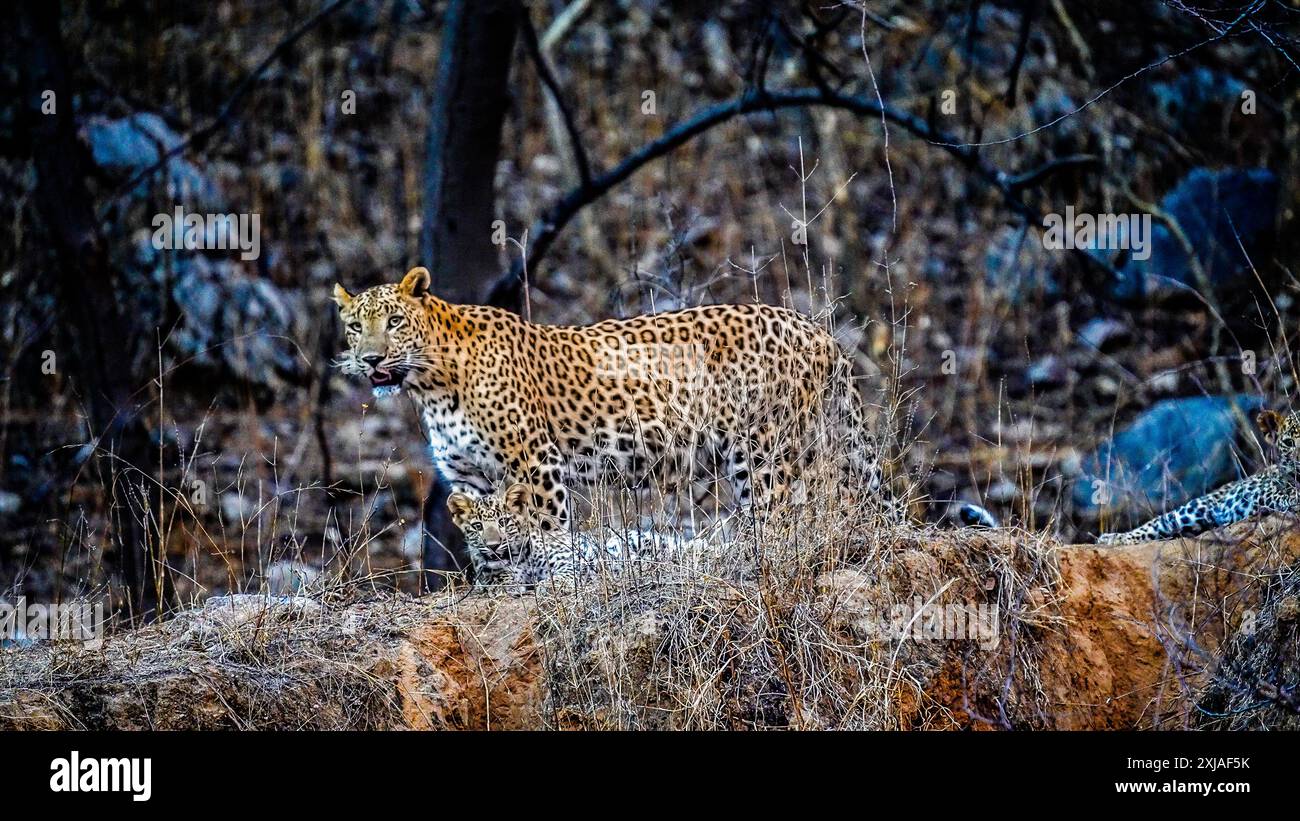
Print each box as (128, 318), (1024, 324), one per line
(4, 516), (1297, 731)
(3, 1), (1298, 613)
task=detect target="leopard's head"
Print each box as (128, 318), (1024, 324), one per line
(333, 267), (439, 396)
(447, 484), (531, 561)
(1257, 409), (1300, 461)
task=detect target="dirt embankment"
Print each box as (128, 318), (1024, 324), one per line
(2, 520), (1296, 730)
(1041, 526), (1297, 729)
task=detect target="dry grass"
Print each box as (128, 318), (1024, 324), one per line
(0, 506), (1069, 730)
(1191, 561), (1300, 729)
(4, 1), (1300, 730)
(506, 444), (1062, 730)
(7, 470), (1299, 731)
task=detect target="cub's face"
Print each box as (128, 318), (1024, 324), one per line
(447, 484), (531, 561)
(1276, 412), (1300, 460)
(333, 267), (432, 396)
(1258, 409), (1300, 461)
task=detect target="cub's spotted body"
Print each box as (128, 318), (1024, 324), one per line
(1098, 410), (1300, 545)
(335, 267), (884, 529)
(446, 483), (694, 587)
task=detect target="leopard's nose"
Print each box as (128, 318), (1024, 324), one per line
(361, 354), (384, 367)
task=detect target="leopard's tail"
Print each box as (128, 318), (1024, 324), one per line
(829, 355), (1007, 530)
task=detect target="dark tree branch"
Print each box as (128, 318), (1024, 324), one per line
(1005, 153), (1098, 191)
(419, 0), (521, 590)
(518, 7), (591, 190)
(488, 85), (1064, 306)
(961, 0), (985, 82)
(420, 0), (519, 304)
(743, 11), (777, 96)
(103, 0), (356, 213)
(1004, 0), (1040, 106)
(782, 4), (851, 97)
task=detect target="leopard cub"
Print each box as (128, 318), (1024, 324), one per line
(446, 484), (701, 589)
(1098, 409), (1300, 545)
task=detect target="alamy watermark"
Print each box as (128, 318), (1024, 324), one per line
(50, 751), (151, 802)
(597, 340), (713, 388)
(857, 599), (1000, 650)
(1, 596), (105, 649)
(151, 205), (260, 261)
(1042, 206), (1151, 261)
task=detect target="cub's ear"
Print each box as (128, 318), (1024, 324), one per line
(399, 266), (431, 298)
(332, 283), (354, 308)
(1257, 410), (1284, 440)
(503, 483), (530, 514)
(446, 492), (474, 526)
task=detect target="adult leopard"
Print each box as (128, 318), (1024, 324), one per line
(333, 267), (890, 535)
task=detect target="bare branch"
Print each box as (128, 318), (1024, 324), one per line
(1004, 153), (1098, 191)
(489, 85), (1051, 305)
(519, 7), (592, 190)
(1004, 0), (1040, 106)
(102, 0), (356, 214)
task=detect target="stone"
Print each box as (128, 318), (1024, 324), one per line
(1073, 394), (1264, 514)
(1112, 168), (1278, 301)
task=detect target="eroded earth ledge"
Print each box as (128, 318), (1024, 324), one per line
(3, 518), (1298, 730)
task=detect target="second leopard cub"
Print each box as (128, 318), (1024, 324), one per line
(1098, 409), (1300, 545)
(446, 484), (699, 588)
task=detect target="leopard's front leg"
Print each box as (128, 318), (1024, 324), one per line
(512, 536), (582, 590)
(469, 555), (513, 589)
(1097, 475), (1261, 545)
(1097, 511), (1197, 545)
(505, 441), (572, 531)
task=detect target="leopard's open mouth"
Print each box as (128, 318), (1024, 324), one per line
(368, 367), (406, 388)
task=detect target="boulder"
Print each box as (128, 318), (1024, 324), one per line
(1073, 394), (1264, 517)
(83, 113), (220, 207)
(1150, 67), (1246, 131)
(1111, 167), (1278, 301)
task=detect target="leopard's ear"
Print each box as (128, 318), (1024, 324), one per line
(1258, 410), (1284, 440)
(446, 492), (474, 526)
(503, 483), (530, 515)
(332, 283), (354, 308)
(399, 266), (431, 298)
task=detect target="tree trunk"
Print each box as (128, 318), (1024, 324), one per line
(15, 0), (166, 617)
(420, 0), (521, 303)
(419, 0), (522, 590)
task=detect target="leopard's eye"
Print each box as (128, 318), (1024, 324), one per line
(388, 315), (404, 329)
(346, 322), (361, 334)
